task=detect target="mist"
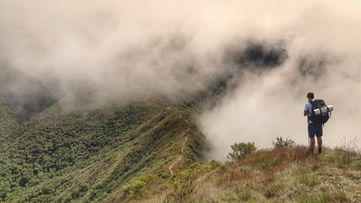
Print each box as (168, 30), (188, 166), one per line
(1, 0), (360, 160)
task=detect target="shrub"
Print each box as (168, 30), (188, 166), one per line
(272, 137), (295, 148)
(210, 160), (223, 169)
(70, 183), (89, 200)
(168, 168), (199, 201)
(120, 179), (151, 200)
(227, 142), (256, 162)
(18, 176), (30, 187)
(119, 175), (157, 200)
(158, 172), (171, 179)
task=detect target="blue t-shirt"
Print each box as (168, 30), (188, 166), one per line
(305, 102), (313, 124)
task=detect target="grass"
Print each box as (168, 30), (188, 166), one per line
(219, 185), (255, 202)
(325, 149), (354, 168)
(299, 173), (320, 186)
(163, 146), (360, 203)
(298, 186), (350, 203)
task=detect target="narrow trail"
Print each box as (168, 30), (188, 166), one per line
(168, 134), (188, 176)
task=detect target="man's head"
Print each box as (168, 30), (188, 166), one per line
(307, 92), (314, 101)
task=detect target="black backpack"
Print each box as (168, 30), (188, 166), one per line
(309, 99), (330, 125)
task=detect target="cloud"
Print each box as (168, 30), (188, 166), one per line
(0, 0), (360, 159)
(199, 1), (361, 160)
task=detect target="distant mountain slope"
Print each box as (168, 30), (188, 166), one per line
(0, 99), (18, 140)
(0, 67), (56, 123)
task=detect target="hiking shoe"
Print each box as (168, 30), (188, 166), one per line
(318, 148), (322, 154)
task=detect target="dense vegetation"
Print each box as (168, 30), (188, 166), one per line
(0, 97), (206, 202)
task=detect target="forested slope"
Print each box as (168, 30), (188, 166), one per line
(0, 98), (206, 202)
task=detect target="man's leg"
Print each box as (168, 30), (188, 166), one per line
(316, 125), (323, 154)
(317, 136), (322, 153)
(310, 137), (315, 153)
(308, 124), (315, 153)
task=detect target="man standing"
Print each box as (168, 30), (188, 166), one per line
(304, 92), (323, 154)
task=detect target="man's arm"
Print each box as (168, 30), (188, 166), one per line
(304, 103), (310, 116)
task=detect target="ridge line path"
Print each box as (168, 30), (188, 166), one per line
(169, 131), (188, 176)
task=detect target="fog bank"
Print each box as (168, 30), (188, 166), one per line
(1, 0), (360, 160)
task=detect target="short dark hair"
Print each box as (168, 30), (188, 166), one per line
(307, 92), (314, 99)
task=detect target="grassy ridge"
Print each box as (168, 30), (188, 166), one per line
(192, 147), (361, 202)
(141, 146), (361, 202)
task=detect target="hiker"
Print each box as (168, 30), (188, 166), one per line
(304, 92), (323, 154)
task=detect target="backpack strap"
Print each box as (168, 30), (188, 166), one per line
(308, 101), (314, 122)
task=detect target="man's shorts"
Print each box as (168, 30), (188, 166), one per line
(308, 123), (323, 138)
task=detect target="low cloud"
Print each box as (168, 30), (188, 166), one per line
(0, 0), (360, 159)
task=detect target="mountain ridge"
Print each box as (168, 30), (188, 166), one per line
(1, 97), (361, 202)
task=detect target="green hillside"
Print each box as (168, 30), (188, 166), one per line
(0, 98), (207, 202)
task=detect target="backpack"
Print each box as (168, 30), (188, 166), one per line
(309, 99), (330, 125)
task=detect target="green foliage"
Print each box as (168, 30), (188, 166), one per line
(119, 175), (156, 200)
(168, 166), (201, 201)
(121, 179), (148, 200)
(210, 160), (223, 170)
(272, 137), (295, 148)
(0, 98), (209, 202)
(227, 142), (256, 162)
(158, 172), (171, 179)
(0, 100), (179, 201)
